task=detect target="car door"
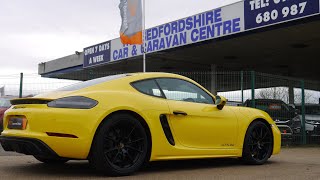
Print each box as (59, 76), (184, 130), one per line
(156, 78), (238, 149)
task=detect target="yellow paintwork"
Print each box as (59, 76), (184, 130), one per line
(1, 73), (281, 160)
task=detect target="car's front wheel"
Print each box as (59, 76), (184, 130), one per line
(242, 121), (273, 165)
(89, 113), (149, 176)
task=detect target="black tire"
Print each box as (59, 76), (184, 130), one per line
(89, 113), (149, 176)
(34, 155), (69, 164)
(242, 121), (273, 165)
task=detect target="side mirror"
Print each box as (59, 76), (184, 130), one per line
(215, 95), (227, 110)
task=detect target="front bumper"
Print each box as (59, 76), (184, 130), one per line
(0, 136), (59, 158)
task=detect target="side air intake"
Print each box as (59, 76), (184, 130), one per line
(160, 114), (175, 146)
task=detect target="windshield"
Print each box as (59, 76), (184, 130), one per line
(58, 74), (128, 91)
(0, 98), (11, 108)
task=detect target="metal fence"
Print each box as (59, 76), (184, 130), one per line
(1, 71), (320, 146)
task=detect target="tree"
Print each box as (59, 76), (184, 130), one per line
(257, 87), (315, 104)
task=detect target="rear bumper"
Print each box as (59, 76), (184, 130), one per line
(0, 136), (59, 158)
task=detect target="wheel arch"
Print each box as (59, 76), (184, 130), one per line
(242, 118), (274, 156)
(87, 110), (152, 162)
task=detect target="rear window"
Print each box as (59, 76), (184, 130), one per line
(131, 79), (163, 97)
(0, 98), (11, 108)
(58, 74), (128, 91)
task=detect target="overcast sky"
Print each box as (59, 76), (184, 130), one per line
(0, 0), (240, 76)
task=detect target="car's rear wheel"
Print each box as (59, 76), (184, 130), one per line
(33, 155), (69, 164)
(242, 121), (273, 165)
(89, 113), (148, 176)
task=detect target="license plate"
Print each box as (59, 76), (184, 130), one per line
(8, 116), (27, 130)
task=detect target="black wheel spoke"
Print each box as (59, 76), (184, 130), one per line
(112, 127), (120, 137)
(261, 130), (268, 140)
(101, 118), (146, 170)
(105, 147), (118, 154)
(126, 152), (134, 163)
(127, 138), (144, 144)
(251, 146), (258, 157)
(105, 135), (116, 142)
(126, 145), (143, 153)
(253, 129), (260, 140)
(262, 142), (272, 144)
(256, 148), (260, 158)
(126, 125), (136, 139)
(248, 124), (272, 161)
(112, 152), (120, 163)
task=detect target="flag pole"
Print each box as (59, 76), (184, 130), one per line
(142, 0), (146, 72)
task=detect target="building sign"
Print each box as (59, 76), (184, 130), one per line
(83, 41), (111, 68)
(144, 2), (244, 53)
(84, 2), (244, 68)
(83, 0), (320, 68)
(111, 39), (143, 62)
(244, 0), (320, 29)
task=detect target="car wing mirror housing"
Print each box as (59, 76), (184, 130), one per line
(215, 95), (227, 110)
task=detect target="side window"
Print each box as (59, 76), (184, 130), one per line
(156, 78), (214, 104)
(131, 79), (162, 97)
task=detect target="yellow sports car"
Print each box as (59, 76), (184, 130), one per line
(0, 73), (281, 176)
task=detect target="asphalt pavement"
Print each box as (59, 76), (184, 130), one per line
(0, 146), (320, 180)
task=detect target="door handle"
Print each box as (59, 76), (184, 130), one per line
(173, 111), (188, 116)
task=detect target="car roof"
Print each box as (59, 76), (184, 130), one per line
(56, 72), (201, 93)
(245, 99), (285, 103)
(127, 72), (188, 79)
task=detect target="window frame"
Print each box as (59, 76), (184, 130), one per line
(131, 77), (215, 105)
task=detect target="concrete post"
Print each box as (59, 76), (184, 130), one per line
(210, 64), (217, 95)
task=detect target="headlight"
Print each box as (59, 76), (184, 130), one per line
(47, 96), (98, 109)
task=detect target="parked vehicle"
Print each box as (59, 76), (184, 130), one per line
(0, 97), (14, 133)
(295, 104), (320, 135)
(243, 99), (299, 135)
(0, 73), (281, 176)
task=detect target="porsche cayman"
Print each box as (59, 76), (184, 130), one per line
(0, 73), (281, 176)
